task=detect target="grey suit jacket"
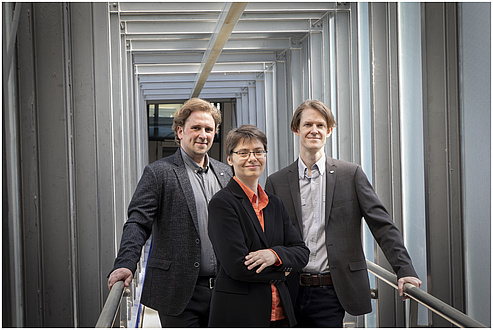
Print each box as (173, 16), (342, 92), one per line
(111, 148), (232, 315)
(265, 157), (418, 316)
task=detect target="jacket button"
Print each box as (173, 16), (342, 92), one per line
(195, 239), (200, 244)
(194, 262), (200, 268)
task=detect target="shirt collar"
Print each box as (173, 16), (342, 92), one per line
(298, 153), (326, 179)
(181, 147), (209, 173)
(233, 176), (269, 211)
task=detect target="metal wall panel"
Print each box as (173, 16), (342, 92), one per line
(16, 3), (41, 327)
(288, 47), (303, 159)
(422, 3), (462, 327)
(397, 3), (428, 326)
(368, 3), (401, 327)
(70, 3), (102, 326)
(356, 3), (377, 327)
(31, 3), (74, 326)
(459, 3), (491, 326)
(333, 10), (352, 162)
(4, 3), (24, 327)
(274, 55), (293, 170)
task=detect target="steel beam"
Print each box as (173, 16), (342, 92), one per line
(191, 2), (247, 98)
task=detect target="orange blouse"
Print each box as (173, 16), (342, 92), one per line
(233, 177), (285, 321)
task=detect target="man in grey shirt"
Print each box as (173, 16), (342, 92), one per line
(298, 154), (328, 273)
(265, 100), (421, 327)
(108, 98), (232, 327)
(181, 148), (221, 276)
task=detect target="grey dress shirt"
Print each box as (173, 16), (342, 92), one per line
(181, 148), (222, 276)
(298, 154), (329, 274)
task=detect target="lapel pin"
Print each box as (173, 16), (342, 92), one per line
(329, 170), (335, 174)
(220, 173), (224, 176)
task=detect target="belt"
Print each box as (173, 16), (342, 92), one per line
(300, 273), (333, 286)
(197, 276), (215, 289)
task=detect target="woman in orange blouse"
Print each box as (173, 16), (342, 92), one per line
(207, 125), (309, 327)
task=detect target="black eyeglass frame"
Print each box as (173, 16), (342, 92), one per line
(231, 150), (268, 158)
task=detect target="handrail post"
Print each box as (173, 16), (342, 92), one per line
(409, 298), (418, 327)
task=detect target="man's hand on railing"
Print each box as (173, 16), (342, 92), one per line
(398, 276), (422, 300)
(108, 268), (133, 290)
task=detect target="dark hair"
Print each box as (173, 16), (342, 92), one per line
(225, 124), (268, 157)
(290, 100), (337, 132)
(172, 98), (222, 144)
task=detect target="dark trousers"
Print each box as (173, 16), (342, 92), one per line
(270, 318), (289, 327)
(295, 285), (345, 328)
(158, 284), (212, 327)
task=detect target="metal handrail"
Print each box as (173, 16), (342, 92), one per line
(97, 263), (487, 328)
(95, 281), (125, 328)
(366, 260), (487, 328)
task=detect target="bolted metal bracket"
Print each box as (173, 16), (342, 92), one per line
(370, 288), (378, 299)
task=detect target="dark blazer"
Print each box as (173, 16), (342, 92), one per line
(207, 179), (309, 327)
(265, 157), (418, 316)
(111, 148), (232, 315)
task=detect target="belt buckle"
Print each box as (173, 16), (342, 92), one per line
(300, 273), (310, 286)
(209, 277), (215, 289)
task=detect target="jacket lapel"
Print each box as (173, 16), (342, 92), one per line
(173, 149), (200, 231)
(229, 180), (269, 247)
(287, 161), (303, 235)
(210, 160), (231, 188)
(262, 202), (275, 244)
(325, 157), (337, 226)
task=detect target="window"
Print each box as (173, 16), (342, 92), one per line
(147, 102), (222, 142)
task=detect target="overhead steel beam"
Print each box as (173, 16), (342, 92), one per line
(119, 2), (226, 13)
(191, 2), (247, 98)
(146, 92), (243, 101)
(136, 62), (271, 75)
(130, 37), (293, 52)
(133, 51), (277, 65)
(124, 19), (320, 35)
(126, 32), (307, 41)
(144, 86), (244, 95)
(141, 80), (252, 90)
(138, 72), (261, 83)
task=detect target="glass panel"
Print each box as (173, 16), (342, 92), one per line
(147, 103), (222, 142)
(148, 103), (182, 141)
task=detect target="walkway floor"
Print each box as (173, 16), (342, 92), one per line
(142, 306), (161, 327)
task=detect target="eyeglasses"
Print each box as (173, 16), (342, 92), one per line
(231, 150), (267, 159)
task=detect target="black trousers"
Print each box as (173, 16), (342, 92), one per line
(294, 285), (346, 328)
(158, 284), (212, 327)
